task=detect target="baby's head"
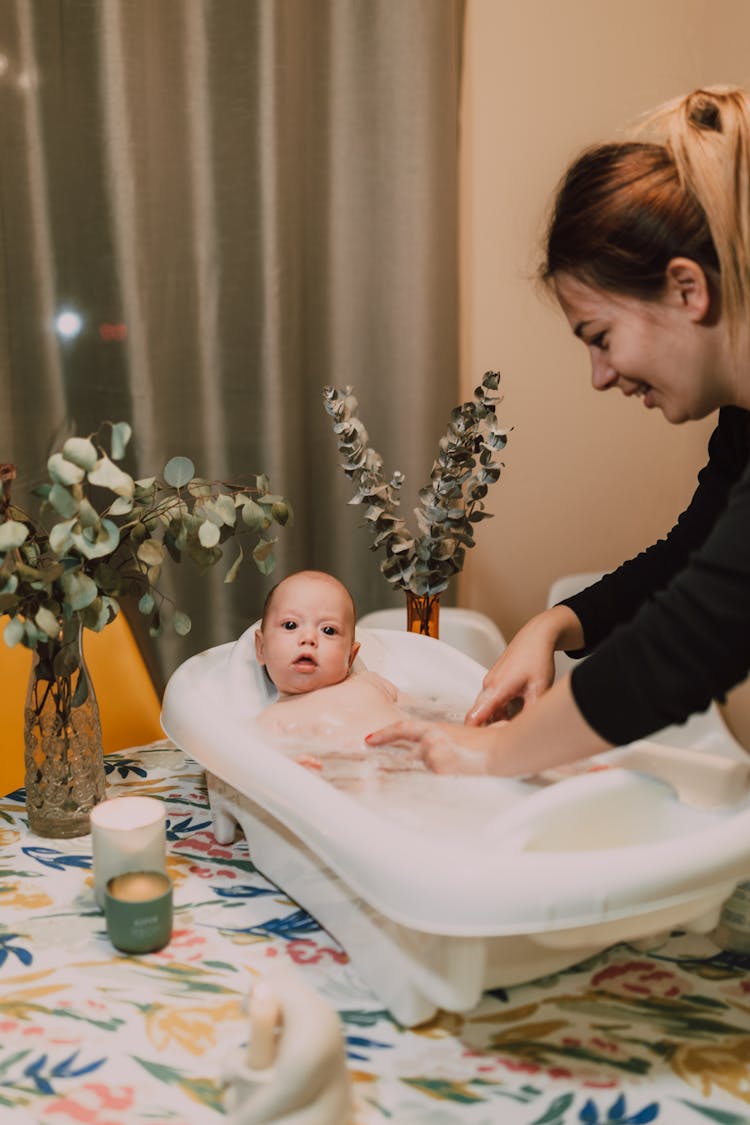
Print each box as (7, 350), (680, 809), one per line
(254, 570), (360, 696)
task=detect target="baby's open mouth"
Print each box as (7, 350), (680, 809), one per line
(294, 654), (317, 668)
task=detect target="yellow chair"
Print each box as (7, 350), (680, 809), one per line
(0, 613), (163, 797)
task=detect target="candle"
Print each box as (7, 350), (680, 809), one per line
(91, 796), (167, 908)
(104, 870), (173, 954)
(107, 870), (171, 902)
(247, 981), (282, 1070)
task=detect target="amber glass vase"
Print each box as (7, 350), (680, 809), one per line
(405, 591), (440, 639)
(24, 620), (106, 838)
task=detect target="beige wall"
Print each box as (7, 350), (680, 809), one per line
(458, 0), (750, 746)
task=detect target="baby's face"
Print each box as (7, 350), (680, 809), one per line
(255, 573), (360, 696)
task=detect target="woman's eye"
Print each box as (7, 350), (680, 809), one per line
(282, 621), (297, 630)
(590, 332), (608, 351)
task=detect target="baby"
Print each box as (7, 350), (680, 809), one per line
(253, 570), (419, 774)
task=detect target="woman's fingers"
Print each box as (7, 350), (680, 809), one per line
(366, 719), (495, 775)
(365, 720), (429, 747)
(465, 688), (506, 726)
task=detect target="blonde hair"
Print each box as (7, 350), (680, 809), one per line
(543, 85), (750, 346)
(633, 86), (750, 339)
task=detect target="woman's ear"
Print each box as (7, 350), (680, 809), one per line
(665, 257), (712, 321)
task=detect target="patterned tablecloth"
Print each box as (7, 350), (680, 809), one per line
(2, 742), (750, 1125)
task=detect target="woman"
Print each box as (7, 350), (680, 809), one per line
(366, 86), (750, 776)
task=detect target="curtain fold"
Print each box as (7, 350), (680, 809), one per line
(0, 0), (464, 684)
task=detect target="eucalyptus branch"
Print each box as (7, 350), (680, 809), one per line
(323, 370), (509, 596)
(0, 423), (292, 651)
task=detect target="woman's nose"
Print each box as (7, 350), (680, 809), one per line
(590, 351), (618, 391)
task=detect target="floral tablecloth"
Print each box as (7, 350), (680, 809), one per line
(2, 743), (750, 1125)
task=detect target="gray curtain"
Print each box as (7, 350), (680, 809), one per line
(0, 0), (464, 686)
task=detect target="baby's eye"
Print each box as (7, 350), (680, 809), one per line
(321, 625), (337, 636)
(282, 620), (297, 630)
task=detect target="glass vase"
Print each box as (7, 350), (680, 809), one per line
(24, 619), (106, 838)
(405, 591), (440, 639)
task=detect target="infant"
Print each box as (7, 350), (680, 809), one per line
(253, 570), (419, 775)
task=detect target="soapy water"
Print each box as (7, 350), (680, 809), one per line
(257, 692), (531, 839)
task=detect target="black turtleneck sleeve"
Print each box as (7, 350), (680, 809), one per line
(558, 407), (750, 745)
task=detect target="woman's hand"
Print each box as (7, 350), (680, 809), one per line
(465, 605), (584, 726)
(367, 675), (612, 780)
(365, 719), (502, 775)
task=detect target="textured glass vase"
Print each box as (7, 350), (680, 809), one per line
(24, 619), (106, 838)
(405, 591), (440, 639)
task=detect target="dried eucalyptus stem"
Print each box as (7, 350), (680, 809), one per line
(323, 370), (509, 597)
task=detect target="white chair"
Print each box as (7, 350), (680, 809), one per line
(547, 572), (746, 758)
(356, 606), (506, 670)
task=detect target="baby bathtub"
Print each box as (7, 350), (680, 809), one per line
(161, 625), (750, 1026)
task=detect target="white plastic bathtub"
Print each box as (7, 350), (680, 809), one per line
(161, 625), (750, 1026)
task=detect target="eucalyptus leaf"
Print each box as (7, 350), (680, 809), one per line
(163, 456), (195, 488)
(172, 610), (191, 636)
(198, 519), (221, 548)
(61, 570), (99, 610)
(76, 497), (101, 527)
(82, 595), (118, 632)
(252, 538), (277, 577)
(62, 436), (98, 471)
(224, 544), (244, 583)
(109, 496), (134, 516)
(110, 421), (132, 461)
(241, 500), (265, 531)
(53, 641), (80, 679)
(187, 477), (212, 498)
(23, 619), (41, 646)
(48, 482), (79, 519)
(271, 501), (291, 526)
(49, 519), (75, 555)
(137, 538), (166, 567)
(87, 455), (135, 498)
(138, 591), (156, 615)
(214, 494), (237, 526)
(71, 668), (90, 707)
(71, 518), (121, 559)
(48, 452), (85, 486)
(0, 520), (30, 551)
(94, 562), (121, 594)
(34, 606), (60, 639)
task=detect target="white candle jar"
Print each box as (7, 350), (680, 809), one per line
(91, 796), (167, 908)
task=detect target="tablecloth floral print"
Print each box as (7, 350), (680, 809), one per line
(2, 743), (750, 1125)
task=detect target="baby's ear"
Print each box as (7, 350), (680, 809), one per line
(348, 639), (361, 668)
(254, 628), (266, 665)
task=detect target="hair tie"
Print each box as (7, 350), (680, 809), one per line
(688, 94), (722, 132)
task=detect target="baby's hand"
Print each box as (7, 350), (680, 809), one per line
(296, 754), (323, 772)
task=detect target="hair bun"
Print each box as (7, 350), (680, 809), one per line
(688, 93), (722, 132)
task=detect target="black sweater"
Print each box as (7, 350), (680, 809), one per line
(560, 406), (750, 745)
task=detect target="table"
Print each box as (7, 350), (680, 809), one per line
(2, 742), (750, 1124)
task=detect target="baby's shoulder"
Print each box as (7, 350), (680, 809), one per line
(354, 669), (399, 701)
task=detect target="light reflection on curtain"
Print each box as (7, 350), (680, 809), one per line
(0, 0), (464, 685)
